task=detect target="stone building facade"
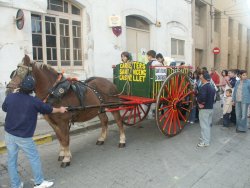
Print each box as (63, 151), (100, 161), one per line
(0, 0), (193, 85)
(193, 0), (250, 75)
(0, 0), (193, 122)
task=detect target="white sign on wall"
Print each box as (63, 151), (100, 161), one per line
(108, 15), (121, 27)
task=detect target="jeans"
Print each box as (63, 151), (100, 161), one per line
(199, 109), (213, 145)
(189, 106), (196, 122)
(223, 113), (231, 127)
(235, 102), (249, 132)
(230, 106), (236, 124)
(5, 132), (44, 188)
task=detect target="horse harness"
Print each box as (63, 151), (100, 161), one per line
(44, 74), (106, 113)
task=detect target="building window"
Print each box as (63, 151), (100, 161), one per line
(46, 16), (57, 66)
(31, 0), (83, 68)
(171, 38), (185, 57)
(228, 54), (231, 67)
(214, 11), (220, 33)
(195, 1), (205, 27)
(229, 19), (233, 37)
(126, 16), (149, 31)
(47, 0), (68, 13)
(238, 24), (242, 40)
(32, 15), (43, 62)
(195, 5), (200, 26)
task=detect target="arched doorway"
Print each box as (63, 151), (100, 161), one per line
(126, 15), (150, 62)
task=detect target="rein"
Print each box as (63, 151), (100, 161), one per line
(43, 73), (64, 103)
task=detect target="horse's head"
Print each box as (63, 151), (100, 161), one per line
(6, 55), (33, 95)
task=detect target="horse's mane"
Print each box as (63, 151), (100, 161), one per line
(33, 61), (58, 74)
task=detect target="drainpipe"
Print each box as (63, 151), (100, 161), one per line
(210, 0), (213, 43)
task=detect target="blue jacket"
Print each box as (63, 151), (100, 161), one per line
(197, 82), (216, 109)
(233, 79), (250, 104)
(2, 93), (53, 138)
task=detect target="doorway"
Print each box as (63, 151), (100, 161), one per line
(126, 16), (150, 63)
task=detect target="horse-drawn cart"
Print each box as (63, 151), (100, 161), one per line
(7, 55), (194, 167)
(110, 62), (194, 137)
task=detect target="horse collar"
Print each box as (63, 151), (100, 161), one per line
(43, 73), (64, 103)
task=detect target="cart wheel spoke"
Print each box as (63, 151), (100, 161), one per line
(136, 106), (142, 121)
(159, 104), (172, 111)
(156, 72), (194, 136)
(178, 82), (190, 99)
(177, 108), (186, 122)
(159, 108), (171, 122)
(162, 110), (173, 131)
(127, 108), (134, 124)
(122, 109), (129, 119)
(164, 85), (173, 100)
(167, 110), (174, 134)
(176, 111), (182, 130)
(122, 104), (151, 126)
(138, 104), (146, 114)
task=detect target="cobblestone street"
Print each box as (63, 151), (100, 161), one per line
(1, 103), (250, 188)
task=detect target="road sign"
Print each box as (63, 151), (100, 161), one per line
(213, 47), (220, 54)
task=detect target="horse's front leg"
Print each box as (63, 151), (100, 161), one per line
(43, 115), (66, 161)
(61, 146), (72, 168)
(112, 111), (126, 148)
(96, 113), (108, 145)
(58, 145), (65, 161)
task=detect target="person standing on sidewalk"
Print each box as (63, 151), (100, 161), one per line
(2, 75), (67, 188)
(210, 68), (220, 86)
(232, 70), (250, 133)
(222, 89), (233, 128)
(197, 72), (216, 147)
(226, 69), (237, 124)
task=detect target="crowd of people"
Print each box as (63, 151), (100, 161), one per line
(188, 67), (250, 147)
(120, 50), (250, 148)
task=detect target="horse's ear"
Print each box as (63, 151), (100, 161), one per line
(23, 54), (31, 65)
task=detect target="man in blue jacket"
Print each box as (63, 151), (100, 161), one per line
(197, 72), (216, 147)
(2, 75), (67, 188)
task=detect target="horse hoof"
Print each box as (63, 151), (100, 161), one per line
(96, 141), (104, 145)
(58, 156), (64, 161)
(61, 162), (70, 168)
(118, 143), (126, 148)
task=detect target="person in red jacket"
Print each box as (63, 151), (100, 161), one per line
(210, 68), (220, 85)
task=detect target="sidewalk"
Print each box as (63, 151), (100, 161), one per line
(0, 114), (115, 154)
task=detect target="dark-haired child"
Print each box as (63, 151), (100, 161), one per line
(223, 89), (233, 127)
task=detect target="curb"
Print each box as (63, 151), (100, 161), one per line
(0, 134), (53, 154)
(0, 120), (115, 155)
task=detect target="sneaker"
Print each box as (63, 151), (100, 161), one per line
(197, 142), (209, 147)
(190, 121), (194, 124)
(19, 182), (24, 188)
(34, 180), (54, 188)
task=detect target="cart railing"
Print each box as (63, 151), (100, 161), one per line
(113, 62), (192, 99)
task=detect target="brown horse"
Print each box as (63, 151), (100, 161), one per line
(6, 55), (126, 167)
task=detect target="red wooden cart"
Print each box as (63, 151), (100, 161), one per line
(110, 62), (194, 137)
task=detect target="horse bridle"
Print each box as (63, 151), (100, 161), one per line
(7, 61), (63, 103)
(6, 63), (33, 90)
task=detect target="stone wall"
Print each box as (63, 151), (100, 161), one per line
(0, 85), (6, 125)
